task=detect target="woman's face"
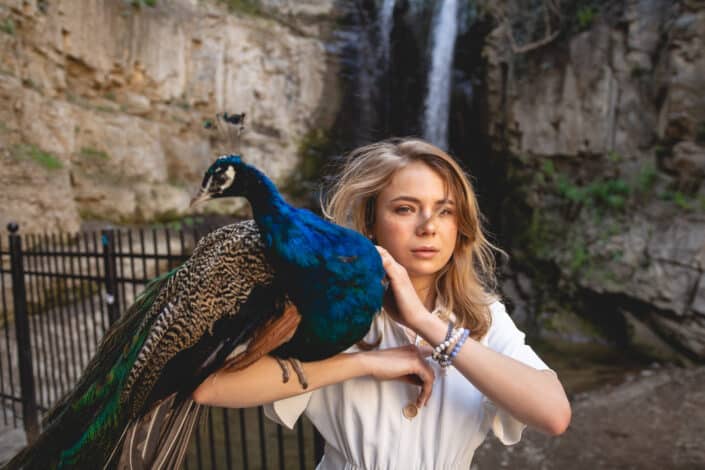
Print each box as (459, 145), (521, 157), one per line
(372, 161), (458, 286)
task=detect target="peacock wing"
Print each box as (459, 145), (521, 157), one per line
(121, 220), (280, 415)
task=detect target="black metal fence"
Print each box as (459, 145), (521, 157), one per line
(0, 222), (323, 469)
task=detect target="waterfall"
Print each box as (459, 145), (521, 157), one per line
(422, 0), (459, 150)
(379, 0), (396, 65)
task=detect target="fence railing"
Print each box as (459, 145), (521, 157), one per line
(0, 222), (323, 469)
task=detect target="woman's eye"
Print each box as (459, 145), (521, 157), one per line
(394, 206), (413, 214)
(439, 207), (454, 216)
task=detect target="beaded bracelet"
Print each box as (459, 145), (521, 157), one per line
(431, 321), (455, 361)
(432, 327), (464, 363)
(439, 328), (470, 367)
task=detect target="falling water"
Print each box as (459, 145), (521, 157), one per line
(379, 0), (396, 65)
(422, 0), (459, 150)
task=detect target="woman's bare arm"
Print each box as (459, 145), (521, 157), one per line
(376, 246), (571, 436)
(192, 345), (435, 408)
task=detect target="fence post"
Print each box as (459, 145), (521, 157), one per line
(101, 228), (120, 325)
(7, 223), (39, 443)
(314, 429), (325, 465)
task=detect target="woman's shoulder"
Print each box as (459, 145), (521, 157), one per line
(487, 298), (508, 318)
(482, 299), (524, 344)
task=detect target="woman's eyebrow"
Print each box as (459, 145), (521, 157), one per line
(389, 196), (455, 205)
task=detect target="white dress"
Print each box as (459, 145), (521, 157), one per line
(264, 301), (551, 469)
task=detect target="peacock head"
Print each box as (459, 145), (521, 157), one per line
(190, 155), (246, 207)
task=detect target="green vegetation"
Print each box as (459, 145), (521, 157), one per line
(569, 244), (589, 273)
(79, 147), (110, 161)
(659, 190), (703, 211)
(634, 163), (658, 194)
(554, 175), (629, 210)
(217, 0), (263, 16)
(607, 150), (622, 163)
(281, 128), (333, 205)
(131, 0), (157, 7)
(175, 98), (190, 110)
(576, 6), (597, 30)
(11, 144), (63, 170)
(541, 160), (556, 178)
(297, 129), (331, 181)
(537, 156), (662, 213)
(0, 17), (14, 35)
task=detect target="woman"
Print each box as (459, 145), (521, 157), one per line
(193, 138), (571, 468)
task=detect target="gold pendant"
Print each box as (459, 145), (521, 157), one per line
(402, 403), (418, 420)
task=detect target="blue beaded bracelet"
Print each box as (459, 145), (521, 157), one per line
(438, 328), (470, 368)
(449, 329), (470, 360)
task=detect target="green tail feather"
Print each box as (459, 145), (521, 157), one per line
(44, 267), (178, 428)
(4, 268), (181, 469)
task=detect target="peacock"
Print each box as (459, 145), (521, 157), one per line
(4, 153), (385, 469)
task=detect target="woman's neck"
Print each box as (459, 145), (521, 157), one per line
(411, 277), (436, 311)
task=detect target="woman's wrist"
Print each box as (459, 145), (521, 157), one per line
(404, 304), (432, 331)
(413, 312), (452, 347)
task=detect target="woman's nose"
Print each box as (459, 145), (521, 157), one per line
(416, 213), (437, 235)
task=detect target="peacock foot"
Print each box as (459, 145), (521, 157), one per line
(275, 357), (308, 390)
(275, 357), (291, 383)
(289, 358), (308, 390)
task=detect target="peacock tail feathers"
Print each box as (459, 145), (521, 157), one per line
(4, 220), (282, 470)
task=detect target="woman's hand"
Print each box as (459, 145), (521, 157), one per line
(376, 246), (428, 330)
(359, 345), (435, 407)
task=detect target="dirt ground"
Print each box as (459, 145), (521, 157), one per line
(472, 366), (705, 469)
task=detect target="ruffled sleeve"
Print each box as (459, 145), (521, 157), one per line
(481, 301), (552, 445)
(263, 391), (313, 430)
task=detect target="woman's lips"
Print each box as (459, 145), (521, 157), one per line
(411, 248), (439, 259)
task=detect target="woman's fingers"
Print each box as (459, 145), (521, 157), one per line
(375, 246), (406, 280)
(414, 355), (435, 407)
(364, 345), (436, 407)
(400, 345), (435, 407)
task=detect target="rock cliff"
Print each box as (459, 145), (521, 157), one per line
(0, 0), (339, 233)
(483, 0), (705, 361)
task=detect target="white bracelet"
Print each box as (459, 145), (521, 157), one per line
(432, 327), (464, 361)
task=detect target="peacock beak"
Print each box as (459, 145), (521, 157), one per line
(189, 190), (211, 208)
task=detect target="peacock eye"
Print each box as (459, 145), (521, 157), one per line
(214, 165), (236, 190)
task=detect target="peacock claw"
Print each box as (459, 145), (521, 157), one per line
(289, 358), (308, 390)
(275, 358), (307, 389)
(275, 357), (290, 384)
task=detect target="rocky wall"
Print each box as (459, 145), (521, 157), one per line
(483, 0), (705, 361)
(0, 0), (340, 234)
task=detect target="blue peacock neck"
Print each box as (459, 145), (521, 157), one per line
(241, 164), (291, 242)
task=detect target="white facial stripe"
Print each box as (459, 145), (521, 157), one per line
(219, 166), (236, 191)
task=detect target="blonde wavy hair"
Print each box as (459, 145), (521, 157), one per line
(321, 137), (504, 340)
